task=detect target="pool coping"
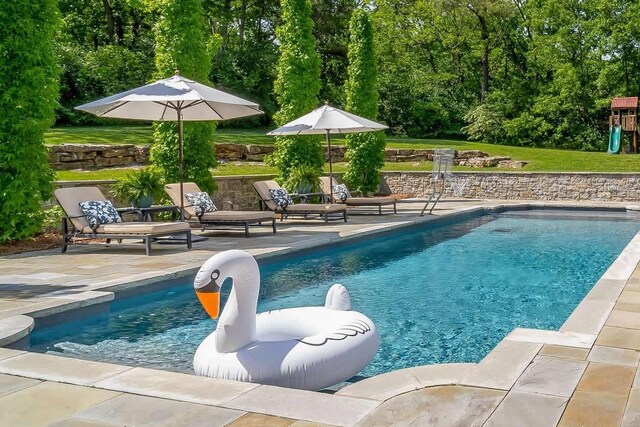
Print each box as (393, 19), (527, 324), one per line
(1, 200), (640, 426)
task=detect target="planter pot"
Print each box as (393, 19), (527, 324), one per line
(132, 196), (154, 208)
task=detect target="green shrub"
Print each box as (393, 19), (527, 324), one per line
(268, 0), (323, 182)
(343, 9), (386, 195)
(149, 0), (217, 194)
(283, 165), (322, 194)
(462, 96), (507, 144)
(111, 167), (165, 207)
(0, 0), (60, 243)
(42, 206), (65, 233)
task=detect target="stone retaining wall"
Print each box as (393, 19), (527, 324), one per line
(48, 144), (150, 170)
(47, 143), (509, 170)
(380, 172), (640, 202)
(54, 172), (640, 211)
(214, 175), (275, 210)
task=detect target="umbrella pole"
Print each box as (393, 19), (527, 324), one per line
(178, 104), (185, 221)
(327, 129), (333, 203)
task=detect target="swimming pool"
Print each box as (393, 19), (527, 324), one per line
(28, 210), (640, 378)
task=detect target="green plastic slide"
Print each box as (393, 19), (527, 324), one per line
(608, 125), (622, 154)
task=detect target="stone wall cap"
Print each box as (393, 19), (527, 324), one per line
(56, 180), (118, 185)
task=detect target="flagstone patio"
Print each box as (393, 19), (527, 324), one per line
(1, 199), (639, 426)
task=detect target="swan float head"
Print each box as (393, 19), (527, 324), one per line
(192, 249), (380, 390)
(194, 250), (260, 353)
(194, 266), (222, 318)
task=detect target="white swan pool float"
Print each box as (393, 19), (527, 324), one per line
(192, 249), (379, 390)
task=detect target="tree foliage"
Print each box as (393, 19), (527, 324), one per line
(149, 0), (217, 194)
(207, 0), (280, 124)
(56, 0), (155, 124)
(0, 0), (60, 242)
(343, 9), (386, 195)
(268, 0), (323, 182)
(46, 0), (640, 152)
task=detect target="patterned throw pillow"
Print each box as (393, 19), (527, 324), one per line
(269, 188), (294, 208)
(333, 184), (351, 202)
(78, 200), (122, 229)
(185, 192), (217, 216)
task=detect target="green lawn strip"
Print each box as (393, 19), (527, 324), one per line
(45, 126), (152, 145)
(52, 162), (518, 182)
(46, 126), (640, 172)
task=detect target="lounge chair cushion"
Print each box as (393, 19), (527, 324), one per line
(185, 192), (217, 215)
(332, 184), (351, 202)
(269, 188), (294, 208)
(78, 200), (122, 229)
(283, 204), (346, 213)
(81, 221), (189, 235)
(344, 197), (397, 206)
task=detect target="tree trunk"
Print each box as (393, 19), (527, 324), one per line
(239, 0), (248, 45)
(218, 0), (232, 59)
(479, 15), (489, 102)
(102, 0), (115, 42)
(466, 3), (490, 102)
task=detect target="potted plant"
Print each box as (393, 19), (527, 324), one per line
(111, 167), (165, 208)
(283, 165), (321, 195)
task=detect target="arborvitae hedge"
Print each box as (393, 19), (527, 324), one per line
(0, 0), (60, 242)
(343, 9), (386, 194)
(150, 0), (217, 193)
(269, 0), (323, 182)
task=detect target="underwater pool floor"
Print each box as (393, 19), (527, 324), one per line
(28, 212), (640, 378)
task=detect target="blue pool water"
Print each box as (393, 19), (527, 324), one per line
(29, 211), (640, 377)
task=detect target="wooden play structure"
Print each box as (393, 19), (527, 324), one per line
(609, 97), (639, 153)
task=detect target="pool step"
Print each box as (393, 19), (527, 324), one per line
(336, 363), (476, 401)
(505, 328), (596, 349)
(460, 340), (541, 390)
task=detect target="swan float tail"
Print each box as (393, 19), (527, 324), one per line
(325, 284), (352, 311)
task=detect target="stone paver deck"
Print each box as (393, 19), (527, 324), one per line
(1, 199), (639, 426)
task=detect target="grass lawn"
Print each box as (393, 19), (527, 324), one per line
(47, 125), (640, 173)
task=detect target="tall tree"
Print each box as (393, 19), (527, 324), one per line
(206, 0), (280, 122)
(56, 0), (155, 124)
(312, 0), (354, 105)
(343, 9), (386, 194)
(149, 0), (217, 193)
(268, 0), (322, 182)
(0, 0), (60, 242)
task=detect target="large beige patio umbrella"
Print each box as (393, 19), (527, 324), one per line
(268, 103), (388, 201)
(76, 71), (263, 220)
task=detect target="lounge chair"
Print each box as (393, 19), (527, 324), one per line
(165, 182), (276, 237)
(55, 186), (191, 256)
(252, 180), (347, 223)
(319, 177), (397, 215)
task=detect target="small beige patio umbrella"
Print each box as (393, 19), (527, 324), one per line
(76, 71), (263, 220)
(268, 103), (388, 201)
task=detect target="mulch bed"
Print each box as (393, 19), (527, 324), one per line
(0, 232), (62, 256)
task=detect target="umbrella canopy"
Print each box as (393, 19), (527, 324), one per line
(268, 104), (388, 201)
(76, 73), (263, 221)
(76, 74), (262, 121)
(268, 104), (387, 136)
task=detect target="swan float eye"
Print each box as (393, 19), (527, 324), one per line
(196, 269), (222, 319)
(209, 269), (221, 292)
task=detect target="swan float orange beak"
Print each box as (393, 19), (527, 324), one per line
(196, 269), (221, 319)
